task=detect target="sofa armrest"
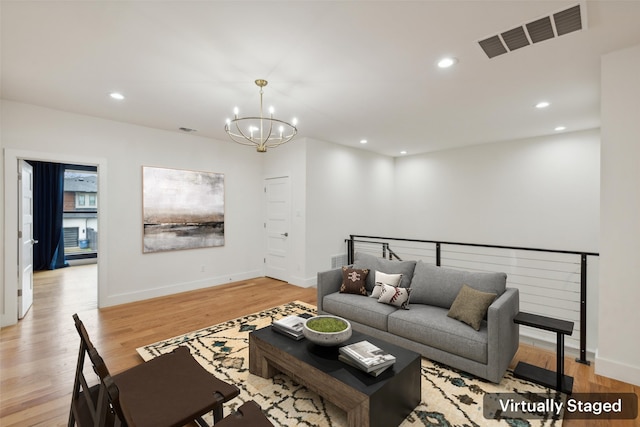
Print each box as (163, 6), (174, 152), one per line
(486, 287), (519, 382)
(316, 267), (344, 312)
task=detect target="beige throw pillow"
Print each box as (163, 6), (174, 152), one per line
(370, 271), (403, 298)
(447, 284), (497, 330)
(377, 283), (411, 309)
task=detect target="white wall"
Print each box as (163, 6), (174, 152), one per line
(306, 139), (396, 276)
(598, 44), (640, 386)
(393, 130), (600, 252)
(263, 138), (396, 286)
(391, 131), (601, 354)
(1, 100), (265, 325)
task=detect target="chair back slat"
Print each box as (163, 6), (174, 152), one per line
(69, 314), (120, 427)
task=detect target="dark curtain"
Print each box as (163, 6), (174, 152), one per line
(32, 161), (68, 270)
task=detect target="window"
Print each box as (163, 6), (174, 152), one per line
(64, 168), (98, 259)
(75, 192), (96, 209)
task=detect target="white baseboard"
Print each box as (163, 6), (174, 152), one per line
(595, 352), (640, 387)
(101, 269), (263, 307)
(287, 274), (317, 288)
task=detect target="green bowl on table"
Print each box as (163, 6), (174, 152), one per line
(303, 315), (352, 346)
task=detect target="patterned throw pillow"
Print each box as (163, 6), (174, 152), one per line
(377, 283), (411, 309)
(370, 271), (403, 298)
(447, 284), (497, 330)
(340, 267), (369, 296)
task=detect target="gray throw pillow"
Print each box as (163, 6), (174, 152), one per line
(447, 284), (497, 330)
(352, 252), (416, 292)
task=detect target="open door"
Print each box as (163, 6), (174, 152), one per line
(18, 160), (35, 319)
(264, 176), (291, 282)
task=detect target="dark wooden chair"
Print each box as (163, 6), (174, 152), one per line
(69, 314), (242, 427)
(213, 401), (274, 427)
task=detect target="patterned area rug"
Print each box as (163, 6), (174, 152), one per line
(137, 301), (563, 427)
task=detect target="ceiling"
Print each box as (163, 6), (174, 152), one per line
(2, 1), (640, 157)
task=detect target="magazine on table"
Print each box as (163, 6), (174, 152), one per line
(339, 340), (396, 372)
(272, 313), (312, 340)
(338, 354), (391, 377)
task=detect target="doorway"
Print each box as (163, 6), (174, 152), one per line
(2, 148), (107, 327)
(25, 161), (99, 318)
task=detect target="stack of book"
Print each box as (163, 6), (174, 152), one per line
(272, 313), (311, 340)
(338, 340), (396, 377)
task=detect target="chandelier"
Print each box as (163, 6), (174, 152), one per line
(225, 79), (298, 152)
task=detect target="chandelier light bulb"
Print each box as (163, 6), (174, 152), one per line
(292, 117), (298, 126)
(269, 106), (275, 115)
(233, 107), (239, 117)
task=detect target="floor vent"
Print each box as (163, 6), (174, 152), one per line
(478, 3), (585, 59)
(331, 254), (349, 269)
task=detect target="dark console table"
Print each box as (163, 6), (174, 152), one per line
(513, 312), (574, 394)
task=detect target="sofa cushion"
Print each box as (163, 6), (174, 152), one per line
(377, 283), (411, 309)
(322, 292), (397, 331)
(388, 305), (488, 364)
(370, 271), (403, 298)
(409, 261), (506, 308)
(447, 284), (497, 330)
(353, 252), (416, 292)
(340, 267), (368, 296)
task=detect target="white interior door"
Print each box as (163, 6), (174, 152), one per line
(264, 176), (291, 282)
(18, 160), (34, 319)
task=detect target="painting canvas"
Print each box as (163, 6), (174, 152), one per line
(143, 166), (224, 253)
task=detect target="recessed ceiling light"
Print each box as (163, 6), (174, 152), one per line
(535, 101), (550, 109)
(400, 150), (408, 155)
(437, 57), (458, 68)
(555, 126), (566, 131)
(360, 139), (368, 144)
(110, 92), (125, 100)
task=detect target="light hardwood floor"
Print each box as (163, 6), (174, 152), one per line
(1, 265), (637, 426)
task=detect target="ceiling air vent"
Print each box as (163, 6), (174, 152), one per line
(501, 26), (530, 51)
(478, 35), (508, 59)
(526, 16), (555, 43)
(554, 4), (582, 36)
(478, 2), (585, 59)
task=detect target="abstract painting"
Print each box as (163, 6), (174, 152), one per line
(143, 166), (224, 253)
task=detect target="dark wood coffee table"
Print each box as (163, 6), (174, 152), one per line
(249, 326), (421, 427)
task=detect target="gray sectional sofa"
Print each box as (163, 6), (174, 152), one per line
(317, 252), (519, 383)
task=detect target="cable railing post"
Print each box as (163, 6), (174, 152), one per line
(436, 242), (441, 266)
(347, 235), (354, 265)
(576, 253), (590, 365)
(382, 243), (388, 259)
